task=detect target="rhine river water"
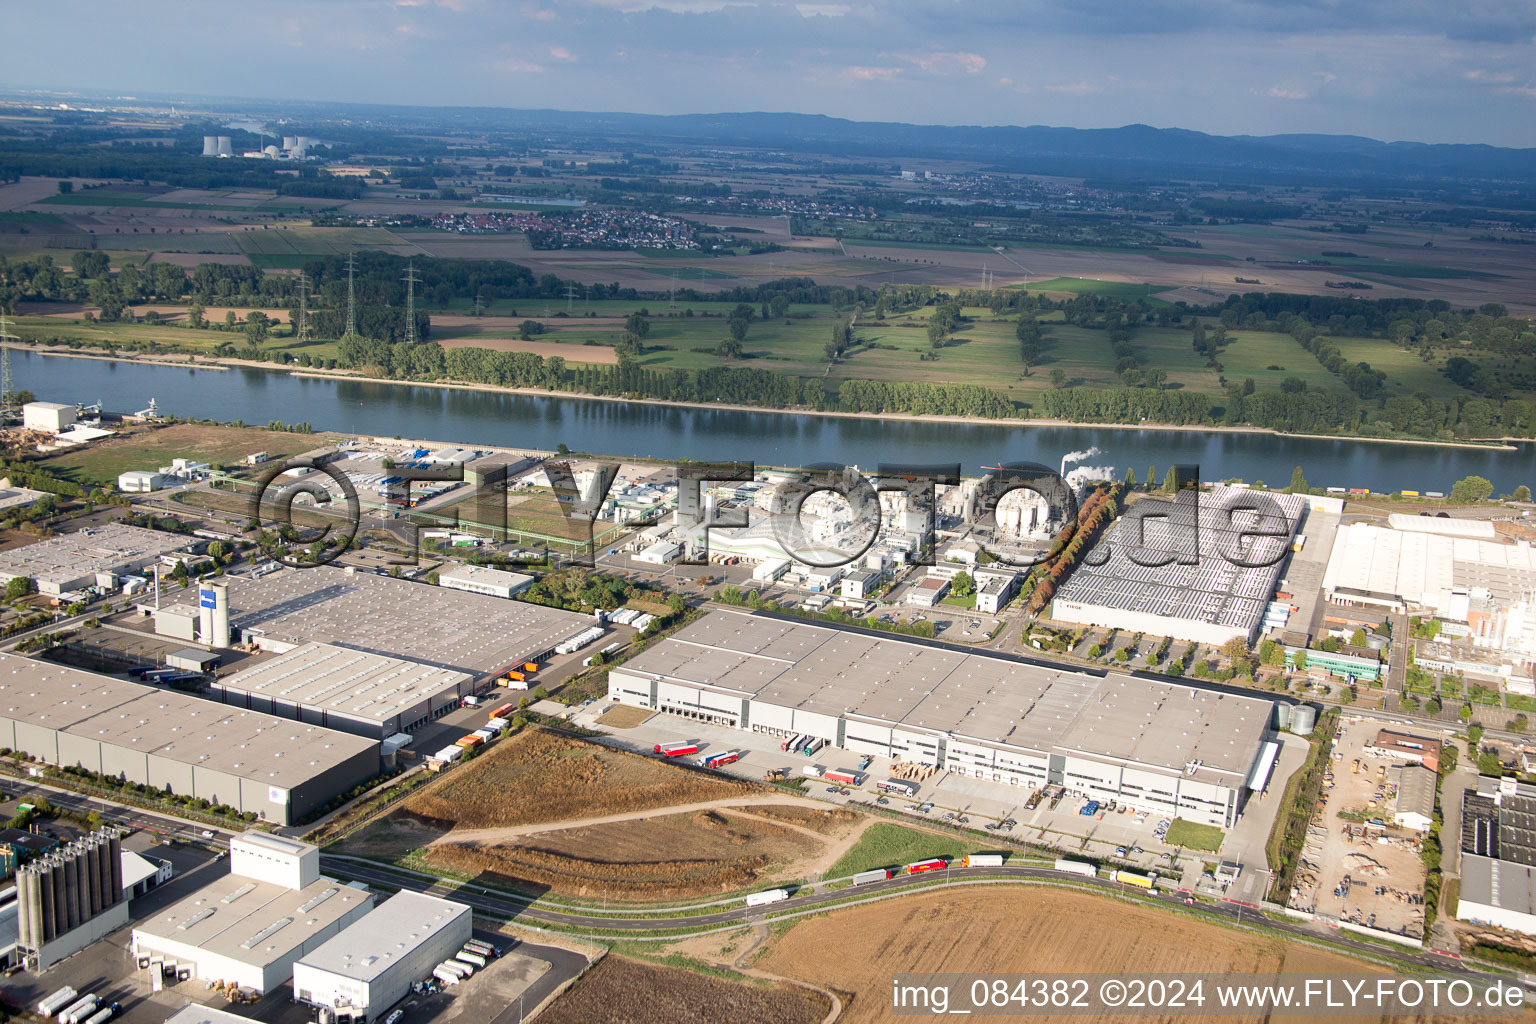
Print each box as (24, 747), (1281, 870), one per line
(18, 350), (1536, 493)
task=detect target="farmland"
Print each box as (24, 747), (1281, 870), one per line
(537, 955), (829, 1024)
(400, 727), (759, 829)
(35, 422), (326, 486)
(753, 888), (1448, 1024)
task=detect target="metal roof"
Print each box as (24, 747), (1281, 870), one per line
(0, 523), (194, 587)
(294, 891), (470, 982)
(215, 643), (470, 725)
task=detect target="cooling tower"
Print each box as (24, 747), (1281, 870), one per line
(202, 135), (218, 157)
(216, 136), (233, 157)
(282, 135), (298, 150)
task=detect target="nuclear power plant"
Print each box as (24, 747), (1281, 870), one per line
(15, 828), (128, 970)
(202, 133), (314, 159)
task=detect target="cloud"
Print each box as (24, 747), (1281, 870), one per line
(548, 45), (576, 60)
(528, 7), (557, 19)
(900, 51), (986, 74)
(845, 65), (902, 80)
(1266, 86), (1309, 99)
(497, 57), (546, 72)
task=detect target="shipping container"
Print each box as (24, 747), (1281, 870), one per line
(1053, 858), (1098, 878)
(1111, 869), (1156, 889)
(523, 662), (539, 672)
(655, 741), (699, 757)
(490, 703), (518, 721)
(455, 735), (483, 749)
(852, 868), (892, 885)
(906, 858), (947, 874)
(963, 854), (1005, 868)
(745, 888), (791, 907)
(503, 670), (526, 683)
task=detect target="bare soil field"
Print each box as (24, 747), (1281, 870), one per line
(756, 888), (1477, 1024)
(402, 727), (759, 830)
(537, 955), (829, 1024)
(0, 176), (78, 211)
(424, 806), (833, 900)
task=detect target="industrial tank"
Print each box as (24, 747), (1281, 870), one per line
(1291, 704), (1317, 736)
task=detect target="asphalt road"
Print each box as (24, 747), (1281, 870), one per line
(322, 857), (1511, 984)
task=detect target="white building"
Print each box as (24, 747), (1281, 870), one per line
(607, 611), (1273, 827)
(841, 569), (879, 600)
(1458, 854), (1536, 935)
(22, 402), (76, 434)
(292, 891), (473, 1024)
(905, 576), (948, 607)
(754, 557), (790, 583)
(636, 540), (682, 565)
(130, 833), (375, 994)
(1392, 765), (1438, 832)
(974, 569), (1021, 614)
(118, 470), (173, 493)
(435, 563), (534, 600)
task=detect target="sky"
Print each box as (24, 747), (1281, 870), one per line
(9, 0), (1536, 147)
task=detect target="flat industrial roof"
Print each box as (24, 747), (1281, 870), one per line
(216, 643), (470, 725)
(436, 564), (534, 590)
(0, 523), (194, 587)
(1054, 486), (1306, 632)
(295, 890), (469, 982)
(1462, 853), (1536, 916)
(1322, 521), (1536, 608)
(135, 872), (373, 969)
(224, 566), (593, 676)
(618, 611), (1270, 779)
(0, 654), (378, 791)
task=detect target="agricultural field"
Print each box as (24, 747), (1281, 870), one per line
(538, 955), (829, 1024)
(35, 422), (327, 486)
(753, 889), (1442, 1024)
(400, 727), (759, 829)
(421, 803), (859, 900)
(233, 225), (413, 266)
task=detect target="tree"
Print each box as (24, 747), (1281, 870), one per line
(1468, 724), (1484, 746)
(6, 576), (34, 600)
(1450, 475), (1494, 504)
(1162, 467), (1180, 493)
(1517, 485), (1532, 503)
(728, 316), (750, 343)
(1124, 467), (1137, 489)
(57, 179), (73, 194)
(1049, 367), (1067, 388)
(1287, 466), (1308, 494)
(1259, 639), (1285, 667)
(73, 250), (109, 279)
(1511, 714), (1530, 733)
(1350, 628), (1367, 648)
(926, 319), (948, 350)
(1292, 649), (1308, 671)
(624, 312), (651, 339)
(951, 571), (974, 598)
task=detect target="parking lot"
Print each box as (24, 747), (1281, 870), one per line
(1286, 718), (1428, 939)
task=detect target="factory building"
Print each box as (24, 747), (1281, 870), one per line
(1051, 486), (1307, 647)
(608, 611), (1273, 827)
(222, 565), (591, 678)
(0, 523), (196, 596)
(292, 890), (473, 1024)
(973, 569), (1022, 614)
(0, 655), (380, 825)
(15, 828), (127, 970)
(21, 402), (77, 435)
(435, 564), (534, 600)
(131, 833), (375, 995)
(207, 643), (473, 738)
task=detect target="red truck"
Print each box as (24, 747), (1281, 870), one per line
(906, 858), (947, 874)
(655, 741), (700, 758)
(824, 768), (863, 786)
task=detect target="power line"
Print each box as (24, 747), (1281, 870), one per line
(296, 271), (312, 342)
(344, 252), (358, 338)
(402, 260), (420, 345)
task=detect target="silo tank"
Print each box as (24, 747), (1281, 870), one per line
(1292, 704), (1317, 736)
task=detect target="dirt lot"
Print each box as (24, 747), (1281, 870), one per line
(538, 955), (829, 1024)
(1287, 718), (1429, 939)
(423, 804), (858, 900)
(753, 888), (1444, 1024)
(402, 727), (759, 829)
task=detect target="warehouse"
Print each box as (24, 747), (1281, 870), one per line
(207, 643), (473, 738)
(608, 611), (1273, 827)
(0, 655), (380, 825)
(1458, 854), (1536, 935)
(223, 565), (592, 678)
(0, 523), (195, 596)
(21, 402), (76, 434)
(292, 891), (472, 1023)
(1321, 520), (1536, 617)
(435, 563), (534, 600)
(131, 833), (375, 994)
(1051, 486), (1307, 646)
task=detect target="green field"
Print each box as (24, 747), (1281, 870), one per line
(1296, 255), (1503, 280)
(233, 226), (403, 257)
(1328, 336), (1466, 399)
(1162, 819), (1226, 853)
(36, 422), (325, 486)
(842, 237), (1001, 254)
(38, 191), (259, 213)
(10, 316), (344, 363)
(824, 822), (999, 879)
(1018, 277), (1177, 302)
(1212, 331), (1343, 394)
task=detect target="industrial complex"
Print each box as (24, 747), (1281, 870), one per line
(0, 523), (196, 597)
(608, 610), (1276, 826)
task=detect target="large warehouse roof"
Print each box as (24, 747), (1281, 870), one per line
(1461, 853), (1536, 918)
(216, 643), (471, 727)
(137, 873), (372, 972)
(620, 611), (1270, 779)
(0, 654), (377, 790)
(1052, 486), (1306, 636)
(294, 891), (470, 983)
(224, 566), (592, 676)
(0, 523), (193, 588)
(1322, 521), (1536, 608)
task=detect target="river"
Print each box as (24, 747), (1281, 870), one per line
(17, 350), (1536, 492)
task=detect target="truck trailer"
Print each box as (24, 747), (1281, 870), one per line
(963, 854), (1005, 868)
(655, 741), (699, 757)
(433, 966), (463, 986)
(1111, 869), (1156, 889)
(745, 888), (791, 908)
(38, 988), (78, 1019)
(824, 768), (863, 786)
(852, 868), (892, 885)
(1053, 858), (1097, 878)
(906, 858), (947, 874)
(702, 750), (741, 769)
(58, 996), (98, 1024)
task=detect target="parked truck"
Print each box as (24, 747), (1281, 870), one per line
(745, 888), (791, 908)
(655, 741), (699, 757)
(780, 734), (803, 752)
(456, 950), (487, 969)
(433, 966), (463, 986)
(37, 987), (78, 1019)
(702, 749), (741, 769)
(824, 768), (863, 786)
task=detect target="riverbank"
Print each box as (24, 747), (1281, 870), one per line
(6, 340), (1518, 452)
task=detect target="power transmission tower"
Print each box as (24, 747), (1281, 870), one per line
(565, 281), (578, 315)
(296, 272), (312, 342)
(0, 312), (16, 424)
(473, 294), (483, 317)
(344, 252), (358, 337)
(402, 260), (420, 345)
